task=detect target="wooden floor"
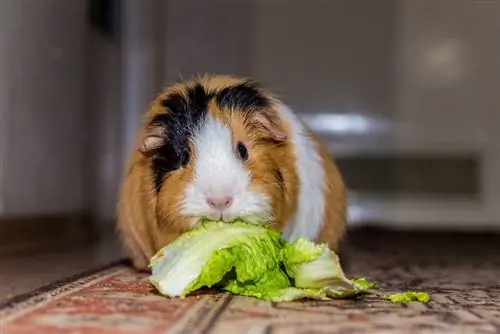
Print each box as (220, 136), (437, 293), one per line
(0, 232), (124, 301)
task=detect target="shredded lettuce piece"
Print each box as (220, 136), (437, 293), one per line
(386, 291), (430, 303)
(352, 277), (377, 290)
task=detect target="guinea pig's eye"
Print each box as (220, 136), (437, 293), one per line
(236, 141), (249, 161)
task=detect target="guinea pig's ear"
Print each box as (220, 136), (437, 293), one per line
(138, 126), (166, 156)
(251, 112), (287, 142)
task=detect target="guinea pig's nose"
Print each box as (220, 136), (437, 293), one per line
(206, 196), (233, 210)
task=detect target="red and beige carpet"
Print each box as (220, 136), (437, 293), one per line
(1, 228), (500, 334)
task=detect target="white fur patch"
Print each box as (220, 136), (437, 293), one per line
(182, 115), (271, 225)
(277, 103), (327, 242)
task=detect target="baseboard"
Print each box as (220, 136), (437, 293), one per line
(0, 213), (96, 256)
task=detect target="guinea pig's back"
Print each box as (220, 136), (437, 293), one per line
(311, 130), (348, 250)
(274, 102), (347, 253)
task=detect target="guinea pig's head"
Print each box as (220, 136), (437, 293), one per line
(137, 75), (291, 232)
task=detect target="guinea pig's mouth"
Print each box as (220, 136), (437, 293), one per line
(193, 213), (230, 225)
(212, 213), (233, 223)
(195, 213), (270, 226)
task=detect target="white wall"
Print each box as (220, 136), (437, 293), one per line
(252, 0), (397, 119)
(0, 0), (88, 217)
(384, 0), (500, 228)
(393, 0), (497, 151)
(89, 0), (169, 230)
(163, 0), (254, 83)
(120, 0), (167, 163)
(87, 32), (122, 228)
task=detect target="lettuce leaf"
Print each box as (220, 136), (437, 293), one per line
(149, 221), (383, 301)
(149, 220), (286, 298)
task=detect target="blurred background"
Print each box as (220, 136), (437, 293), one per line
(0, 0), (499, 264)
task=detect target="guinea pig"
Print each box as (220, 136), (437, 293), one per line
(117, 74), (347, 271)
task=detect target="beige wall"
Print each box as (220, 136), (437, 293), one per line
(252, 0), (397, 119)
(0, 0), (88, 217)
(163, 0), (254, 82)
(394, 0), (498, 148)
(86, 32), (122, 228)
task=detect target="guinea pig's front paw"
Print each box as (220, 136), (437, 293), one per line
(130, 256), (150, 272)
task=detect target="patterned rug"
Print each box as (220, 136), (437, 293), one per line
(1, 227), (500, 334)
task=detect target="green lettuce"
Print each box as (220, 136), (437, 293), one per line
(149, 220), (372, 301)
(385, 291), (430, 303)
(281, 238), (369, 299)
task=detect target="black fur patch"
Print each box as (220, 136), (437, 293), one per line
(151, 83), (211, 190)
(215, 81), (270, 111)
